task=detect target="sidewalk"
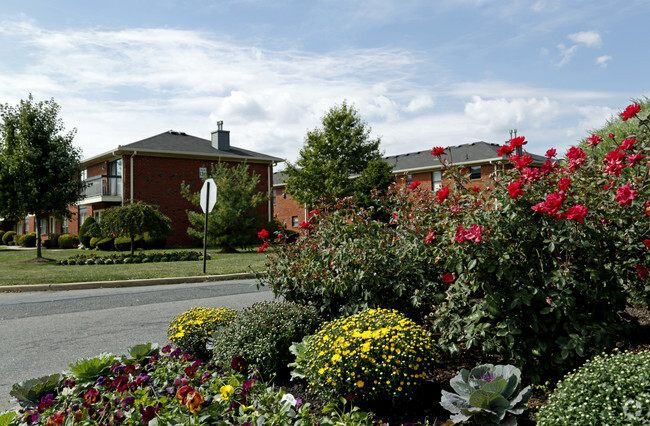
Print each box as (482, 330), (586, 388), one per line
(0, 272), (257, 293)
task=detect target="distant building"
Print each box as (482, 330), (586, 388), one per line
(13, 124), (282, 247)
(272, 141), (546, 230)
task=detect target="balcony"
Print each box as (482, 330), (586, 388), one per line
(79, 174), (123, 205)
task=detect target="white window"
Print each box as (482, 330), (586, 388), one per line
(94, 210), (103, 222)
(470, 166), (482, 180)
(199, 167), (207, 179)
(272, 189), (277, 205)
(39, 217), (47, 235)
(62, 218), (69, 234)
(79, 206), (87, 227)
(50, 217), (56, 235)
(432, 170), (442, 191)
(23, 216), (29, 234)
(292, 216), (299, 227)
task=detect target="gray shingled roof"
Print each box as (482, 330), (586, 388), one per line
(387, 141), (546, 172)
(274, 141), (546, 186)
(117, 131), (283, 162)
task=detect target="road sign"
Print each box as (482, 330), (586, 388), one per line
(200, 179), (217, 213)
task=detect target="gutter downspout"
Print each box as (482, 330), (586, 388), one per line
(130, 151), (137, 204)
(267, 163), (273, 222)
(111, 151), (123, 205)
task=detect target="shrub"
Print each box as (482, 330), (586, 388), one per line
(89, 236), (102, 249)
(537, 349), (650, 424)
(95, 237), (115, 251)
(57, 233), (79, 249)
(114, 236), (132, 251)
(258, 202), (445, 321)
(143, 231), (167, 249)
(78, 217), (100, 248)
(440, 363), (532, 425)
(18, 232), (37, 247)
(0, 230), (5, 244)
(2, 230), (16, 245)
(291, 308), (440, 405)
(43, 233), (59, 249)
(212, 301), (320, 376)
(168, 307), (237, 360)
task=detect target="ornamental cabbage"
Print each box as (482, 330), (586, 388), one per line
(440, 363), (532, 425)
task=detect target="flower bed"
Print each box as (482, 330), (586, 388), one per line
(56, 251), (208, 265)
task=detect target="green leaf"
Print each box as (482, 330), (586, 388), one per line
(0, 411), (17, 426)
(469, 390), (510, 413)
(10, 374), (60, 405)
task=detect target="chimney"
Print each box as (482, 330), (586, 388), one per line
(211, 121), (230, 151)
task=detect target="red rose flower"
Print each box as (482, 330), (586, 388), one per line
(563, 204), (588, 224)
(442, 273), (455, 283)
(566, 147), (586, 170)
(509, 136), (527, 147)
(558, 177), (571, 191)
(634, 265), (649, 280)
(257, 229), (269, 239)
(615, 183), (637, 206)
(431, 147), (445, 156)
(644, 239), (650, 249)
(586, 134), (602, 146)
(626, 153), (646, 167)
(424, 231), (435, 244)
(545, 148), (557, 159)
(620, 103), (641, 121)
(409, 180), (421, 190)
(619, 137), (636, 150)
(507, 180), (524, 199)
(497, 144), (514, 156)
(436, 187), (450, 202)
(257, 241), (269, 253)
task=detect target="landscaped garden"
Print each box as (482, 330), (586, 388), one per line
(0, 248), (266, 286)
(1, 101), (649, 424)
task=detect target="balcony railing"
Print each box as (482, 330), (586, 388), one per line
(81, 174), (122, 198)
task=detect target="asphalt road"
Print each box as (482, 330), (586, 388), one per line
(0, 279), (274, 412)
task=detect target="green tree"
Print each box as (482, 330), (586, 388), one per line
(99, 201), (173, 255)
(284, 101), (393, 207)
(0, 95), (84, 259)
(181, 162), (266, 253)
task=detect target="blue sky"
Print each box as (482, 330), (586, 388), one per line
(1, 0), (649, 167)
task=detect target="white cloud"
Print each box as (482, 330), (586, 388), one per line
(595, 55), (612, 68)
(405, 95), (434, 112)
(568, 31), (602, 48)
(556, 43), (578, 66)
(464, 96), (558, 133)
(0, 15), (635, 167)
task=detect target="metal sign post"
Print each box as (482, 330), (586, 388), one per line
(199, 179), (217, 274)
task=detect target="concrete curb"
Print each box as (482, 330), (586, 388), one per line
(0, 273), (258, 293)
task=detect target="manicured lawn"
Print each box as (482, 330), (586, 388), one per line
(0, 247), (267, 286)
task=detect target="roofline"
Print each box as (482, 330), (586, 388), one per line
(391, 157), (510, 173)
(82, 147), (284, 167)
(273, 156), (546, 186)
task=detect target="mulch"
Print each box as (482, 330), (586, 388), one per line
(276, 305), (650, 425)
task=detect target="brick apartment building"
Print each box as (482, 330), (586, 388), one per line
(6, 124), (282, 247)
(272, 141), (546, 230)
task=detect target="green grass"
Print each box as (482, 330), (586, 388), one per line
(0, 247), (267, 286)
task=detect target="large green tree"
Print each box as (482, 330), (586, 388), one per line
(181, 162), (266, 253)
(0, 95), (84, 259)
(284, 101), (393, 207)
(99, 201), (173, 255)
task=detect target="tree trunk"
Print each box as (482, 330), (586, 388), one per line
(35, 214), (42, 258)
